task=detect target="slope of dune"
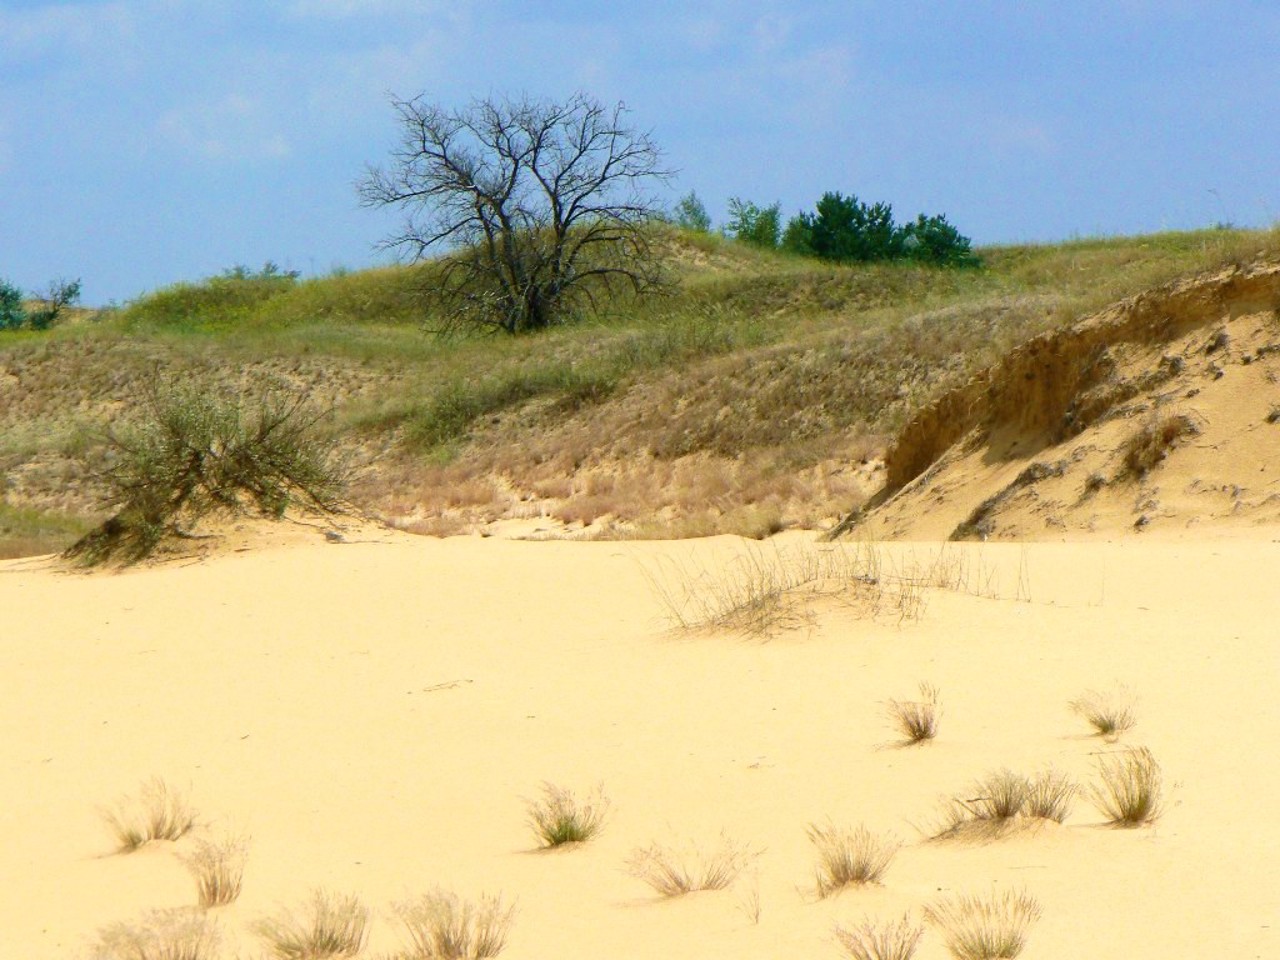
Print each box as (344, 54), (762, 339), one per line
(3, 531), (1278, 959)
(836, 258), (1280, 540)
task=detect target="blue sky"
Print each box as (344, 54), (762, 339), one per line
(3, 0), (1278, 305)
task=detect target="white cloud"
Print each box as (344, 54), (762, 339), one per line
(156, 94), (291, 162)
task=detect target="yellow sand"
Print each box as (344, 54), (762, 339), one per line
(3, 527), (1277, 958)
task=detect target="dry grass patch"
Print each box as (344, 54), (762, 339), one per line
(181, 834), (249, 908)
(834, 914), (924, 960)
(808, 822), (900, 897)
(390, 890), (515, 959)
(1070, 689), (1136, 740)
(1118, 412), (1199, 479)
(1090, 746), (1164, 826)
(626, 833), (760, 897)
(525, 782), (610, 848)
(254, 889), (370, 960)
(1023, 770), (1077, 823)
(923, 889), (1042, 960)
(102, 777), (197, 852)
(91, 908), (221, 960)
(935, 770), (1028, 839)
(886, 683), (941, 744)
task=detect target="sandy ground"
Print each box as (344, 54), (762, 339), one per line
(2, 526), (1278, 959)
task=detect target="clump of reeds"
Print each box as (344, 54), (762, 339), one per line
(626, 833), (759, 897)
(807, 822), (900, 897)
(180, 834), (249, 908)
(886, 683), (941, 744)
(525, 782), (609, 847)
(254, 889), (369, 960)
(102, 777), (197, 852)
(1070, 689), (1137, 740)
(1090, 746), (1163, 826)
(923, 889), (1042, 960)
(834, 914), (924, 960)
(390, 889), (515, 959)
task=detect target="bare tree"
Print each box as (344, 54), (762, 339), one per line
(359, 92), (671, 334)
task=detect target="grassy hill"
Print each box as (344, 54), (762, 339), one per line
(3, 225), (1278, 557)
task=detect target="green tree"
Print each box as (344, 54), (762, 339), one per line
(725, 197), (781, 249)
(27, 277), (81, 330)
(673, 191), (712, 232)
(0, 278), (25, 330)
(900, 213), (980, 267)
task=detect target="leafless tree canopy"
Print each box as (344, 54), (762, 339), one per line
(359, 92), (671, 334)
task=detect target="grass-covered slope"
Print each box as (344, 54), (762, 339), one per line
(3, 225), (1278, 556)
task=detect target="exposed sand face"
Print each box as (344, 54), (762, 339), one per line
(3, 530), (1278, 959)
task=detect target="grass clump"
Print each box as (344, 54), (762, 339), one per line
(181, 834), (249, 908)
(254, 889), (370, 960)
(626, 832), (759, 897)
(1070, 689), (1136, 739)
(808, 822), (900, 897)
(91, 909), (221, 960)
(1023, 770), (1077, 823)
(886, 683), (940, 744)
(66, 382), (348, 565)
(525, 782), (609, 848)
(102, 777), (197, 852)
(923, 889), (1041, 960)
(1118, 412), (1199, 478)
(834, 914), (924, 960)
(390, 890), (514, 959)
(1090, 746), (1163, 826)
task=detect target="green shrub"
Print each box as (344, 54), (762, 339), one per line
(66, 383), (348, 564)
(782, 192), (978, 267)
(726, 197), (781, 249)
(673, 190), (712, 232)
(0, 278), (27, 330)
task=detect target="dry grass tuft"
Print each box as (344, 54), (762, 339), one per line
(390, 890), (515, 959)
(886, 683), (941, 744)
(526, 782), (610, 848)
(254, 889), (370, 959)
(808, 822), (900, 897)
(923, 889), (1042, 960)
(834, 914), (925, 960)
(1023, 770), (1077, 823)
(91, 908), (221, 960)
(102, 777), (197, 852)
(181, 834), (249, 908)
(1090, 746), (1164, 826)
(626, 833), (759, 897)
(1118, 412), (1199, 478)
(1070, 689), (1136, 740)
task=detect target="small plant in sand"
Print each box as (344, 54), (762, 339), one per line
(1070, 689), (1136, 740)
(254, 889), (370, 960)
(834, 914), (924, 960)
(807, 822), (900, 897)
(886, 683), (941, 744)
(935, 770), (1028, 839)
(1117, 412), (1198, 479)
(102, 777), (197, 852)
(923, 888), (1041, 960)
(526, 782), (610, 847)
(91, 908), (221, 960)
(390, 889), (515, 959)
(1023, 770), (1077, 823)
(626, 832), (759, 897)
(1090, 746), (1163, 826)
(181, 834), (249, 908)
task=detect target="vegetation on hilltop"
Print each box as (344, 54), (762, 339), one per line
(2, 224), (1278, 557)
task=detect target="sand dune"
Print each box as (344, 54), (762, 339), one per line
(840, 260), (1280, 540)
(4, 526), (1278, 958)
